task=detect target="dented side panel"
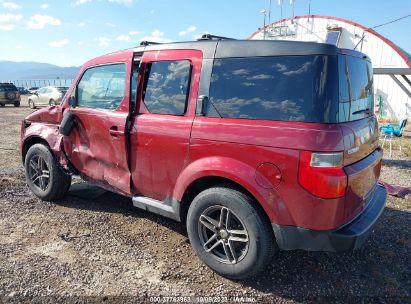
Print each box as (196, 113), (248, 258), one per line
(61, 50), (134, 195)
(62, 109), (131, 194)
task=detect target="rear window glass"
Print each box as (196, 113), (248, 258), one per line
(207, 56), (339, 123)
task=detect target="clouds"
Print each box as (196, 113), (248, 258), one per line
(115, 30), (142, 42)
(107, 0), (133, 5)
(72, 0), (92, 6)
(0, 13), (22, 31)
(141, 30), (171, 43)
(26, 14), (61, 29)
(48, 38), (69, 48)
(72, 0), (133, 6)
(116, 34), (131, 42)
(97, 37), (111, 47)
(1, 2), (21, 10)
(178, 25), (197, 37)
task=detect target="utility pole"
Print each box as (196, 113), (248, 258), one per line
(268, 0), (272, 25)
(278, 0), (283, 23)
(260, 9), (267, 40)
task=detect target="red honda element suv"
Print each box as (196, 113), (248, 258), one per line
(21, 36), (387, 279)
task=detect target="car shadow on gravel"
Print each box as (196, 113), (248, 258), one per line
(56, 183), (187, 236)
(240, 206), (410, 300)
(55, 184), (410, 300)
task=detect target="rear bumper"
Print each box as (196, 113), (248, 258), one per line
(0, 99), (20, 104)
(272, 183), (387, 252)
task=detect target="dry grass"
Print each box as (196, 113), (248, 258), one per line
(379, 136), (411, 157)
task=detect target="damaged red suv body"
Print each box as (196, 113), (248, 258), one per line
(21, 39), (387, 279)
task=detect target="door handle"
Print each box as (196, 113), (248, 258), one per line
(109, 126), (124, 137)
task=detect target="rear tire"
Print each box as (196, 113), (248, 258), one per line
(24, 144), (71, 201)
(49, 99), (56, 106)
(0, 103), (5, 107)
(187, 186), (277, 279)
(14, 101), (20, 107)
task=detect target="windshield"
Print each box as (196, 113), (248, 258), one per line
(57, 87), (69, 95)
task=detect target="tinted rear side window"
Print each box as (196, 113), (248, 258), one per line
(339, 55), (373, 121)
(143, 60), (191, 116)
(207, 56), (339, 123)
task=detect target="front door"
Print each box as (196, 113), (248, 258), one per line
(130, 50), (203, 201)
(63, 61), (132, 194)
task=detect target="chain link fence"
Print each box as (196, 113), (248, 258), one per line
(1, 79), (74, 88)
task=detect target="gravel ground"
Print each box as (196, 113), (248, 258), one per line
(0, 98), (410, 303)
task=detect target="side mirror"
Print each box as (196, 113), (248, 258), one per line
(59, 110), (75, 136)
(196, 95), (209, 116)
(68, 96), (78, 108)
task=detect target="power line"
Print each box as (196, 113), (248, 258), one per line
(371, 13), (411, 30)
(354, 13), (411, 49)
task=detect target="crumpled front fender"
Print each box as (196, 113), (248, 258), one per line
(21, 106), (69, 169)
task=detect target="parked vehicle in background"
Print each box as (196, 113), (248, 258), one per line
(0, 83), (20, 107)
(28, 87), (39, 94)
(17, 87), (29, 94)
(28, 86), (69, 109)
(21, 38), (387, 279)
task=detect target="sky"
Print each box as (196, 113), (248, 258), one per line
(0, 0), (410, 67)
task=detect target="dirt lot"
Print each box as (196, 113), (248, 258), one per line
(0, 97), (410, 303)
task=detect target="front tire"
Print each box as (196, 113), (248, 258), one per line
(0, 103), (5, 107)
(24, 144), (71, 201)
(187, 186), (277, 279)
(14, 101), (20, 107)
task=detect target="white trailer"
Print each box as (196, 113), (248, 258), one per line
(248, 15), (411, 119)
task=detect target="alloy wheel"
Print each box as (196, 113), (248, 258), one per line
(28, 155), (50, 191)
(198, 205), (249, 264)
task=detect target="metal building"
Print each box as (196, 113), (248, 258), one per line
(248, 15), (411, 119)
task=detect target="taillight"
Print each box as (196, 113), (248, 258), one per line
(298, 151), (347, 199)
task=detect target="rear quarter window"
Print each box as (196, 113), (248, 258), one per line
(207, 56), (339, 123)
(338, 55), (374, 121)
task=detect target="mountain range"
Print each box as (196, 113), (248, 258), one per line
(0, 61), (80, 81)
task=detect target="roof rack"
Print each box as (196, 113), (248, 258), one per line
(140, 41), (162, 46)
(197, 34), (235, 41)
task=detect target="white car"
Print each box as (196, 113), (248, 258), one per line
(28, 86), (69, 109)
(28, 87), (39, 94)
